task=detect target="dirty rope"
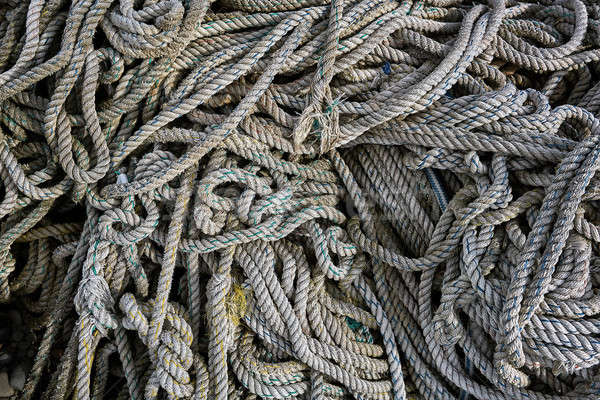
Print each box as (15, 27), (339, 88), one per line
(2, 0), (600, 399)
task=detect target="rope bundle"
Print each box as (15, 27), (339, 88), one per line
(1, 0), (600, 398)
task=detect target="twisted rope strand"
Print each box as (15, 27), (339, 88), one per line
(3, 0), (600, 399)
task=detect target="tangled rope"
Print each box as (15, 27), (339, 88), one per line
(2, 0), (600, 398)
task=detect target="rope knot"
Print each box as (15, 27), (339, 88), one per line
(493, 355), (530, 388)
(120, 292), (149, 337)
(432, 300), (465, 347)
(96, 47), (125, 84)
(147, 328), (194, 399)
(98, 196), (159, 245)
(244, 186), (296, 225)
(194, 203), (227, 235)
(119, 293), (194, 399)
(326, 226), (358, 258)
(74, 275), (117, 337)
(195, 167), (276, 229)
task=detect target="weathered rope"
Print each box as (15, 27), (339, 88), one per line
(2, 0), (600, 399)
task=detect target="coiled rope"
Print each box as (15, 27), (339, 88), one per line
(2, 0), (600, 399)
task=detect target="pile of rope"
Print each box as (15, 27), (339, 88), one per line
(2, 0), (600, 398)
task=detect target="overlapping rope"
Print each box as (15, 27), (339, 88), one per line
(2, 0), (600, 398)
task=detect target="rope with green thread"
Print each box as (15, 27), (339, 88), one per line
(1, 0), (600, 399)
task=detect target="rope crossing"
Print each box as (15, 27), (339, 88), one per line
(1, 0), (600, 398)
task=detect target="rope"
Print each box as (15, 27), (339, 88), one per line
(1, 0), (600, 399)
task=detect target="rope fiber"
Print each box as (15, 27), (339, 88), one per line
(2, 0), (600, 399)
